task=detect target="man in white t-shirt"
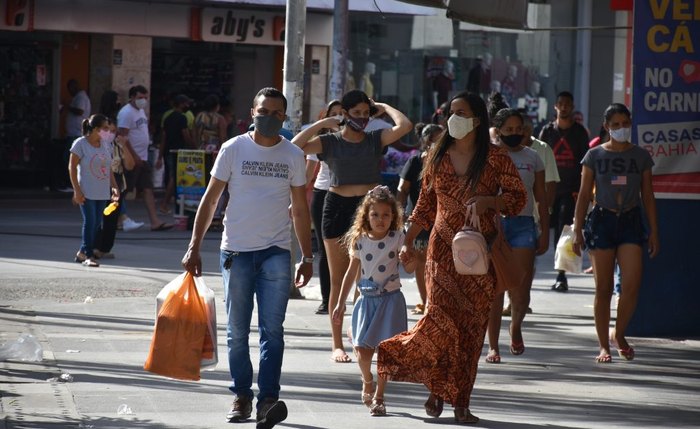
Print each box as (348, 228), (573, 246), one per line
(65, 79), (91, 141)
(117, 85), (171, 231)
(182, 87), (313, 429)
(59, 79), (91, 191)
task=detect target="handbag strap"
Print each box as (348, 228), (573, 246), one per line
(493, 195), (506, 237)
(463, 203), (481, 231)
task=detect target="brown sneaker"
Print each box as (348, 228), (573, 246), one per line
(226, 395), (252, 422)
(256, 398), (287, 429)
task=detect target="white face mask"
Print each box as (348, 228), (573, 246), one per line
(98, 130), (112, 145)
(447, 115), (475, 140)
(134, 98), (148, 110)
(609, 127), (631, 143)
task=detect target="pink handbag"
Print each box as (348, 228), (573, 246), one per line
(452, 204), (490, 275)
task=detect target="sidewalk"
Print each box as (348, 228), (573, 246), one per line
(1, 198), (698, 429)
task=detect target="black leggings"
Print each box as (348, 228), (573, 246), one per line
(311, 188), (331, 305)
(95, 192), (124, 253)
(552, 193), (576, 246)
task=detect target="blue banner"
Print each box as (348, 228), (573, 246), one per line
(633, 0), (700, 199)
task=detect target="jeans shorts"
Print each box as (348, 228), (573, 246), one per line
(501, 216), (537, 249)
(583, 205), (647, 250)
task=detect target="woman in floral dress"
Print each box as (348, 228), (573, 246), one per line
(378, 92), (526, 423)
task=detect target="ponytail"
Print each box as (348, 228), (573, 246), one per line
(82, 114), (108, 136)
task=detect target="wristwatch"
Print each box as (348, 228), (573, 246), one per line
(301, 255), (314, 264)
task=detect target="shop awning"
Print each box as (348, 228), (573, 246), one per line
(206, 0), (438, 15)
(397, 0), (528, 29)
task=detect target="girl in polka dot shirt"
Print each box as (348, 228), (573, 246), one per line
(332, 185), (415, 417)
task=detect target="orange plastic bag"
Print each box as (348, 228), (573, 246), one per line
(154, 273), (218, 370)
(144, 272), (209, 381)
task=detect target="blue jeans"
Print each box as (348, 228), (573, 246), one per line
(79, 199), (107, 257)
(220, 246), (291, 407)
(501, 216), (537, 249)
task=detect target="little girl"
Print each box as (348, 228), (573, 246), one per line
(332, 185), (415, 416)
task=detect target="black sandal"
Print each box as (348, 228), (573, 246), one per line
(424, 393), (443, 417)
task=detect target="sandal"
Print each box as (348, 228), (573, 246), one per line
(369, 397), (386, 416)
(617, 347), (635, 361)
(485, 351), (501, 364)
(330, 348), (352, 363)
(424, 393), (443, 418)
(75, 252), (87, 263)
(595, 353), (612, 363)
(454, 407), (479, 424)
(81, 258), (99, 267)
(361, 376), (375, 407)
(411, 303), (425, 315)
(510, 341), (525, 356)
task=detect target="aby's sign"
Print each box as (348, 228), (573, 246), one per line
(200, 8), (331, 46)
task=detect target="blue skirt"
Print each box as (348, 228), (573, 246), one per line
(351, 288), (407, 349)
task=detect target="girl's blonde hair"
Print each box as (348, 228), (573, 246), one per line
(342, 185), (403, 253)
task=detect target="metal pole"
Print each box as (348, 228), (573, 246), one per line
(328, 0), (348, 101)
(283, 0), (307, 135)
(283, 0), (306, 299)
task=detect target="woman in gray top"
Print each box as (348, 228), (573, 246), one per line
(572, 103), (659, 363)
(294, 90), (412, 364)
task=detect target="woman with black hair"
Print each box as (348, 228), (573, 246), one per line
(293, 90), (412, 364)
(377, 92), (526, 423)
(572, 103), (658, 363)
(68, 114), (120, 267)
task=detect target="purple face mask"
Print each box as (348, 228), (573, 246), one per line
(347, 116), (369, 132)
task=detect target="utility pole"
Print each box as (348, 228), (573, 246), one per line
(283, 0), (306, 298)
(328, 0), (348, 101)
(283, 0), (307, 135)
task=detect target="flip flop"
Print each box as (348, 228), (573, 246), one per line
(151, 223), (173, 231)
(331, 349), (352, 363)
(595, 353), (612, 363)
(485, 352), (501, 364)
(510, 341), (525, 355)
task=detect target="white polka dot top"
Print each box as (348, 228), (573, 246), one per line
(352, 230), (405, 293)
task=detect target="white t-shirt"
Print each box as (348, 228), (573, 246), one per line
(528, 136), (560, 184)
(212, 133), (306, 252)
(306, 154), (330, 191)
(506, 146), (544, 217)
(70, 137), (112, 200)
(66, 90), (91, 137)
(117, 103), (150, 161)
(351, 230), (405, 293)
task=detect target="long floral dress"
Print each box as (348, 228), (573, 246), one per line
(377, 145), (526, 408)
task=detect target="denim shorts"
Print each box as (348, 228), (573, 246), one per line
(501, 216), (537, 249)
(583, 205), (647, 250)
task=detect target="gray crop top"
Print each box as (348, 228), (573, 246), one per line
(318, 130), (384, 187)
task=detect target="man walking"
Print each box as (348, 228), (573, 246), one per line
(182, 87), (313, 429)
(539, 91), (589, 292)
(117, 85), (172, 231)
(60, 79), (91, 191)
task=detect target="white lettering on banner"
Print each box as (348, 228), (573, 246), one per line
(201, 8), (332, 46)
(638, 121), (700, 175)
(644, 90), (700, 112)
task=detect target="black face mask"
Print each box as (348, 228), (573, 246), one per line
(501, 134), (524, 148)
(254, 115), (284, 138)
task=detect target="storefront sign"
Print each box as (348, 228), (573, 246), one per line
(633, 1), (700, 199)
(1, 0), (34, 31)
(176, 150), (206, 213)
(200, 8), (330, 46)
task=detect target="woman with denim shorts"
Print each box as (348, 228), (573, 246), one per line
(572, 103), (658, 363)
(485, 108), (550, 363)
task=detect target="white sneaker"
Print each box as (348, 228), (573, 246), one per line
(122, 217), (144, 232)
